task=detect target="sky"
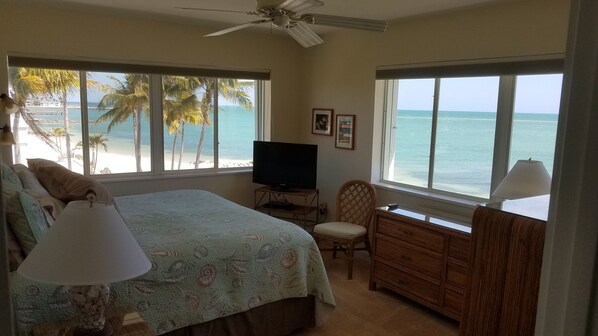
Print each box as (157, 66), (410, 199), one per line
(70, 72), (254, 105)
(397, 74), (563, 114)
(70, 72), (564, 113)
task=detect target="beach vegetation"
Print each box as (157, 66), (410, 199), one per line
(8, 60), (264, 176)
(75, 134), (109, 174)
(96, 74), (150, 172)
(7, 67), (58, 163)
(8, 67), (103, 170)
(193, 78), (253, 169)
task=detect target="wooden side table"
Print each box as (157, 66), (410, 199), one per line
(32, 306), (155, 336)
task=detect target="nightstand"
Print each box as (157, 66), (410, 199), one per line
(32, 306), (155, 336)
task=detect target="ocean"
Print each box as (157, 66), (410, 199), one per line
(24, 106), (557, 198)
(27, 104), (256, 165)
(392, 110), (558, 198)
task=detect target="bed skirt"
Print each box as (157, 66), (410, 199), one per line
(163, 296), (315, 336)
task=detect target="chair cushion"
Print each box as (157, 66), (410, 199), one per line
(313, 222), (367, 240)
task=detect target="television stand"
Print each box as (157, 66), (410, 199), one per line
(254, 186), (320, 232)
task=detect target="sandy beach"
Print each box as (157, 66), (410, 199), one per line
(13, 127), (252, 174)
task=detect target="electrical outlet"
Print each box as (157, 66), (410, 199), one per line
(318, 202), (327, 215)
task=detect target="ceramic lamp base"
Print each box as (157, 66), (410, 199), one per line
(73, 322), (113, 336)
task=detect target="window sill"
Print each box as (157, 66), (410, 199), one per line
(95, 168), (252, 184)
(372, 181), (488, 221)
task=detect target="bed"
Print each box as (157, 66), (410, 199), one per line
(3, 161), (335, 335)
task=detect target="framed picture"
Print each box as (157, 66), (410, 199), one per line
(335, 114), (355, 149)
(312, 108), (333, 136)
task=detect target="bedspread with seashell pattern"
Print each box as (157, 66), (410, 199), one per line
(11, 189), (335, 335)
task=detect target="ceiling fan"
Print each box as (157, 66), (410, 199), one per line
(177, 0), (388, 48)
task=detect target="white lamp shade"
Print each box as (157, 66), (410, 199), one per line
(492, 159), (552, 200)
(18, 201), (151, 285)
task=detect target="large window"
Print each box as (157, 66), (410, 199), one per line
(7, 60), (267, 176)
(379, 62), (562, 200)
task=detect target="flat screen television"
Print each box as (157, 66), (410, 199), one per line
(253, 141), (318, 190)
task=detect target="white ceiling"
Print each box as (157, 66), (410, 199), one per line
(19, 0), (508, 34)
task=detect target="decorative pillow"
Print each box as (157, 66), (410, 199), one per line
(1, 162), (23, 194)
(27, 158), (115, 205)
(6, 191), (49, 255)
(5, 221), (25, 272)
(12, 163), (50, 196)
(23, 190), (66, 226)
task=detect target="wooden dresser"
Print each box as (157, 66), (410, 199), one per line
(459, 196), (548, 336)
(369, 206), (471, 321)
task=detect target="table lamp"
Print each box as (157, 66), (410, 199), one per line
(492, 158), (552, 200)
(18, 194), (151, 336)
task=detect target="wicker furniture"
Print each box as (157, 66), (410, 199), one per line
(313, 180), (377, 279)
(369, 206), (471, 320)
(459, 196), (547, 336)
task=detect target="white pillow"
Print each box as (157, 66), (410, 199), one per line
(12, 163), (50, 196)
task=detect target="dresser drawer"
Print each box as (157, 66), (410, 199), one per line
(448, 235), (470, 261)
(446, 261), (467, 289)
(376, 237), (443, 280)
(377, 217), (445, 253)
(443, 288), (464, 316)
(374, 261), (440, 305)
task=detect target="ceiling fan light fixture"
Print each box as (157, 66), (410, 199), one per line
(286, 21), (324, 48)
(304, 14), (387, 32)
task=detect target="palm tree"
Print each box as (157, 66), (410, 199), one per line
(7, 67), (58, 163)
(96, 74), (149, 172)
(27, 69), (80, 169)
(51, 127), (66, 156)
(88, 134), (109, 174)
(193, 78), (253, 168)
(162, 76), (203, 170)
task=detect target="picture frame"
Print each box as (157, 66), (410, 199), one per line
(312, 108), (334, 136)
(335, 114), (355, 150)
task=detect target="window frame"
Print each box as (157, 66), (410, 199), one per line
(378, 58), (563, 202)
(7, 57), (270, 179)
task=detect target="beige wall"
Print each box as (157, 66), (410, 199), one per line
(4, 1), (594, 335)
(0, 0), (570, 210)
(301, 0), (570, 218)
(0, 3), (310, 205)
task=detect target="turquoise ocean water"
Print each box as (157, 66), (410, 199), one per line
(28, 106), (557, 198)
(393, 110), (558, 198)
(29, 104), (256, 162)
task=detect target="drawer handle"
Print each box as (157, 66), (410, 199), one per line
(402, 230), (414, 236)
(400, 255), (412, 262)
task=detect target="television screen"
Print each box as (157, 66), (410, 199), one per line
(253, 141), (318, 190)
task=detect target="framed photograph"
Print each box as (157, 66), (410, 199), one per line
(312, 108), (333, 136)
(335, 114), (355, 149)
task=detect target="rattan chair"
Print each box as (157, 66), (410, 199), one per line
(313, 180), (377, 279)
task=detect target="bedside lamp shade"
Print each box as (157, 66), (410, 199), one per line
(18, 200), (151, 285)
(492, 159), (552, 200)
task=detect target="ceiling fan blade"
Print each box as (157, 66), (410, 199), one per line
(175, 7), (252, 15)
(301, 14), (387, 32)
(286, 22), (323, 48)
(277, 0), (323, 13)
(205, 19), (272, 37)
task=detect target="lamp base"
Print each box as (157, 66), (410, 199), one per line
(73, 321), (113, 336)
